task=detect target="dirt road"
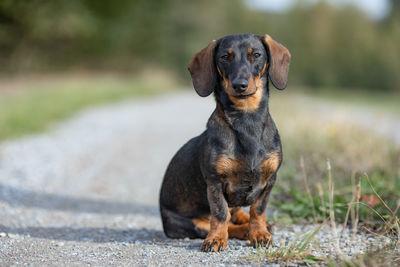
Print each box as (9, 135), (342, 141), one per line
(0, 91), (395, 266)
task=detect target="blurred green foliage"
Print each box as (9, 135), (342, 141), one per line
(0, 0), (399, 90)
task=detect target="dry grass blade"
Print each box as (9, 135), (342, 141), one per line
(364, 173), (400, 237)
(327, 159), (342, 255)
(330, 244), (400, 267)
(297, 223), (324, 253)
(300, 156), (318, 223)
(393, 200), (400, 245)
(352, 180), (361, 239)
(256, 224), (323, 263)
(250, 225), (324, 264)
(317, 182), (326, 220)
(364, 174), (393, 215)
(342, 172), (357, 234)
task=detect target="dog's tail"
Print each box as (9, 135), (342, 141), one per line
(160, 205), (208, 239)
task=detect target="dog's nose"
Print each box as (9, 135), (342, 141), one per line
(232, 78), (248, 93)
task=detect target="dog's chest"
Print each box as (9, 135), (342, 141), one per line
(224, 168), (264, 207)
(215, 152), (280, 207)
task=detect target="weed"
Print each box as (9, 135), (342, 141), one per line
(249, 225), (324, 264)
(328, 244), (400, 267)
(266, 156), (399, 265)
(253, 91), (400, 265)
(270, 91), (400, 220)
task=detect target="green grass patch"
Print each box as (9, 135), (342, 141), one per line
(253, 90), (399, 265)
(0, 72), (176, 140)
(269, 91), (400, 227)
(249, 226), (323, 265)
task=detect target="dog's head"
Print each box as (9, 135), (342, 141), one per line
(188, 34), (291, 102)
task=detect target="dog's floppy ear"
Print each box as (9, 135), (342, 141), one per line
(188, 40), (217, 97)
(261, 34), (291, 90)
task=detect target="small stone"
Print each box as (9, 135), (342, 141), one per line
(0, 232), (6, 237)
(8, 233), (17, 239)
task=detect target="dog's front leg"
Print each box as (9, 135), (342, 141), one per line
(200, 182), (230, 252)
(248, 180), (275, 248)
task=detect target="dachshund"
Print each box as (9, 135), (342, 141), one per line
(159, 33), (291, 252)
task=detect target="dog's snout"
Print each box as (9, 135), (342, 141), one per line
(232, 78), (248, 93)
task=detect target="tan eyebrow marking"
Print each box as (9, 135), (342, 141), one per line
(228, 48), (233, 54)
(248, 48), (253, 54)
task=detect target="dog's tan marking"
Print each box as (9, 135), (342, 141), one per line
(226, 63), (267, 112)
(260, 152), (280, 183)
(217, 66), (236, 97)
(215, 155), (240, 175)
(201, 213), (230, 252)
(258, 62), (267, 77)
(231, 207), (250, 225)
(228, 87), (262, 112)
(228, 223), (249, 240)
(217, 64), (266, 113)
(192, 217), (211, 231)
(249, 200), (272, 247)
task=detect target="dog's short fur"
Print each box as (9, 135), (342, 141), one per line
(159, 33), (291, 252)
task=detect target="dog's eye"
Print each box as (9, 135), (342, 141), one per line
(220, 54), (229, 60)
(253, 53), (261, 58)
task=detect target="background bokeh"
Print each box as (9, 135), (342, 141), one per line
(1, 0), (399, 91)
(0, 0), (399, 227)
(1, 3), (400, 263)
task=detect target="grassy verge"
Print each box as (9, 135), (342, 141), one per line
(253, 89), (400, 264)
(328, 244), (400, 267)
(250, 92), (400, 266)
(249, 225), (324, 265)
(269, 90), (400, 225)
(253, 90), (400, 265)
(0, 71), (178, 141)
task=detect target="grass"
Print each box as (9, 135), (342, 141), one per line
(252, 148), (399, 265)
(249, 225), (324, 264)
(328, 244), (400, 267)
(0, 70), (177, 141)
(248, 90), (400, 265)
(269, 90), (400, 225)
(327, 176), (400, 267)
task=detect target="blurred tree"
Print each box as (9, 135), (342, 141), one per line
(388, 0), (400, 20)
(0, 0), (398, 90)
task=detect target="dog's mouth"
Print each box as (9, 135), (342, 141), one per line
(232, 92), (256, 99)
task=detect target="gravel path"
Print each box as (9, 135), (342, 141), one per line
(0, 91), (396, 266)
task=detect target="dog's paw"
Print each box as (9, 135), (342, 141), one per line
(249, 229), (272, 248)
(231, 209), (250, 225)
(200, 237), (228, 252)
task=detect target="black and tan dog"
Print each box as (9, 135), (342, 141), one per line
(159, 33), (291, 252)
